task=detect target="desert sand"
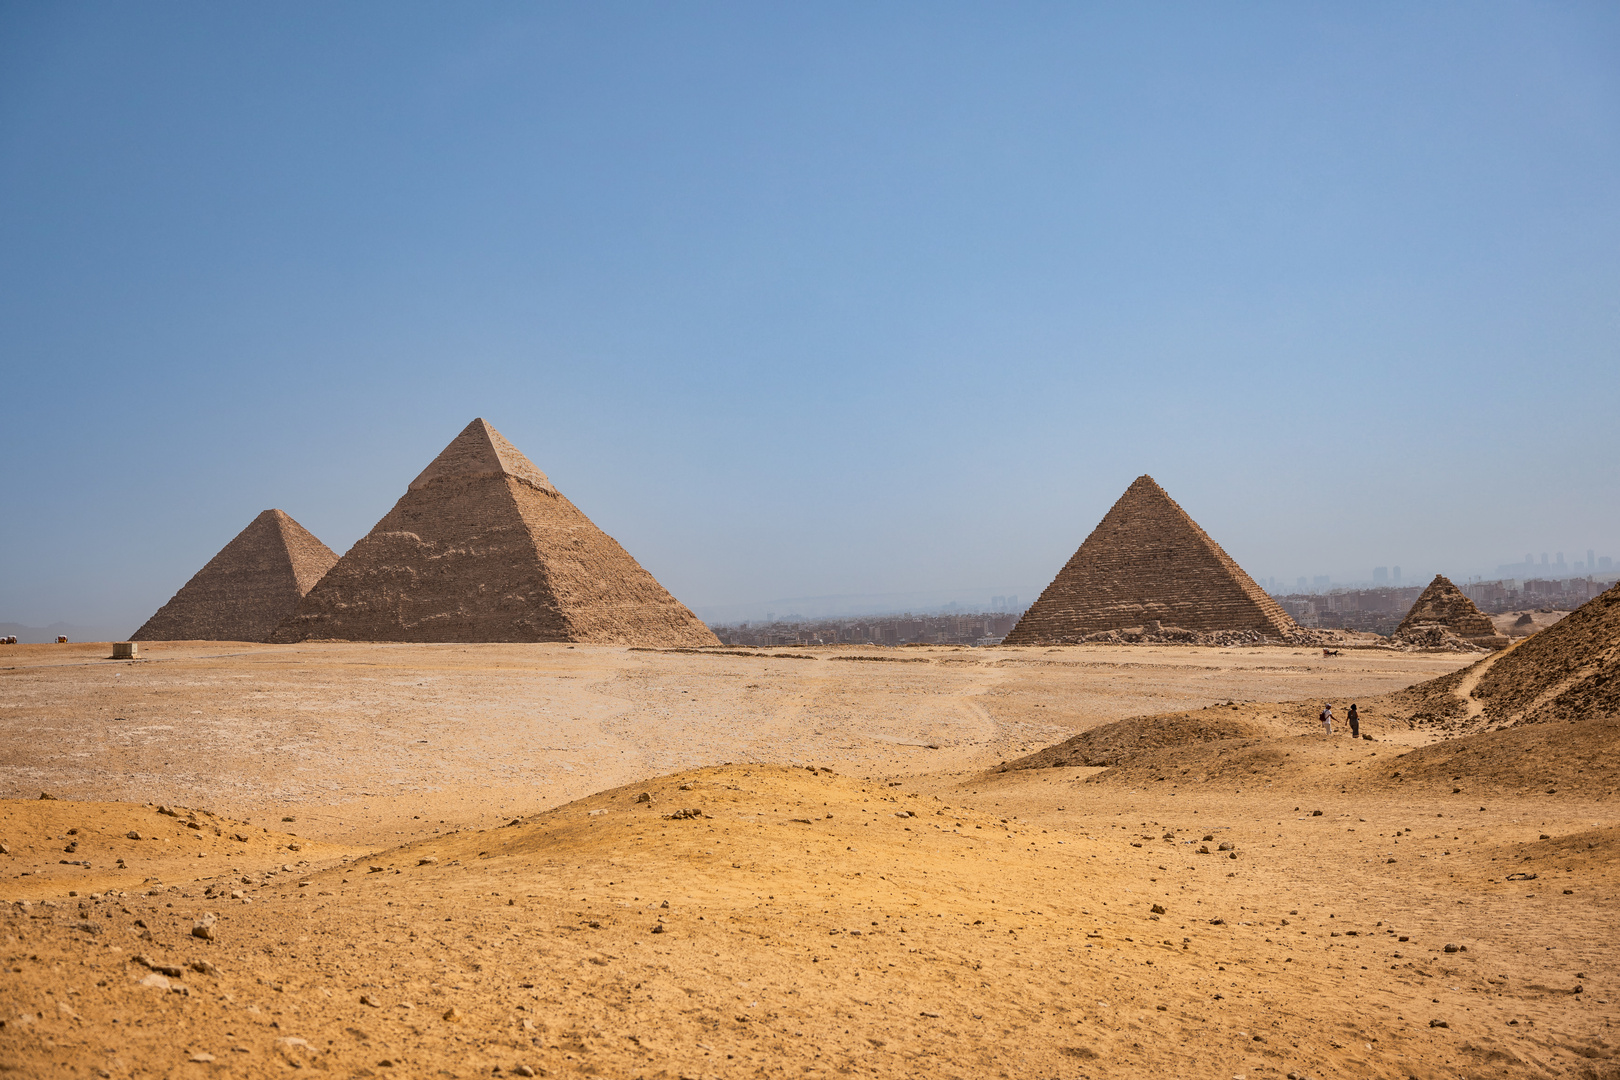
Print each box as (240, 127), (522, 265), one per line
(1, 639), (1614, 1079)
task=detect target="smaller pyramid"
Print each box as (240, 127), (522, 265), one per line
(132, 510), (339, 642)
(1004, 476), (1297, 644)
(1394, 575), (1510, 650)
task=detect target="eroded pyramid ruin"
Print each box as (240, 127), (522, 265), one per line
(270, 419), (719, 646)
(1004, 475), (1297, 644)
(1394, 575), (1510, 650)
(132, 509), (339, 642)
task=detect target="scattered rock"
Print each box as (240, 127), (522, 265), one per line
(1311, 810), (1323, 817)
(125, 831), (142, 841)
(139, 972), (172, 990)
(665, 808), (707, 820)
(417, 856), (438, 866)
(192, 913), (217, 941)
(1217, 842), (1234, 851)
(515, 1066), (536, 1077)
(442, 1006), (461, 1022)
(1150, 904), (1166, 915)
(635, 792), (652, 803)
(1429, 1019), (1448, 1028)
(361, 994), (382, 1008)
(190, 960), (219, 977)
(651, 924), (665, 934)
(189, 1053), (215, 1063)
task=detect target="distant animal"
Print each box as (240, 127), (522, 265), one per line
(55, 635), (68, 644)
(1322, 648), (1341, 657)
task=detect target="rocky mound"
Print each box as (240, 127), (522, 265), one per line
(1393, 575), (1508, 651)
(997, 702), (1301, 771)
(1371, 715), (1620, 800)
(1493, 609), (1570, 639)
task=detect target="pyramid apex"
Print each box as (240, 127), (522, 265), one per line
(409, 419), (556, 493)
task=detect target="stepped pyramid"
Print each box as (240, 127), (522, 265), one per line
(1004, 476), (1297, 644)
(132, 510), (339, 642)
(270, 419), (719, 646)
(1394, 575), (1509, 650)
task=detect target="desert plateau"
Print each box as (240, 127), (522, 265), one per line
(2, 636), (1616, 1080)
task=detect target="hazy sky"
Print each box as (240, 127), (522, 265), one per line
(3, 3), (1618, 635)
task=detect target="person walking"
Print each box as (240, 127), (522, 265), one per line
(1319, 703), (1334, 735)
(1347, 703), (1361, 739)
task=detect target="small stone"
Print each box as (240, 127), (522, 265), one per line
(1311, 810), (1323, 817)
(636, 792), (652, 803)
(1150, 904), (1166, 915)
(189, 1053), (215, 1063)
(1429, 1019), (1448, 1028)
(281, 864), (295, 872)
(361, 994), (382, 1007)
(286, 842), (301, 852)
(515, 1066), (536, 1077)
(1443, 943), (1459, 953)
(651, 924), (665, 934)
(441, 1006), (460, 1022)
(126, 831), (142, 841)
(1217, 842), (1234, 852)
(190, 960), (219, 977)
(192, 913), (217, 941)
(140, 972), (172, 990)
(417, 856), (438, 866)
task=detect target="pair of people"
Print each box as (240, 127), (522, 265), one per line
(1320, 702), (1360, 737)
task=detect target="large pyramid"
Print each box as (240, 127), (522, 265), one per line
(269, 419), (719, 646)
(1394, 574), (1510, 650)
(1004, 475), (1297, 644)
(132, 509), (339, 642)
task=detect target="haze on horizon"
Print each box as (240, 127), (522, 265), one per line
(2, 3), (1618, 640)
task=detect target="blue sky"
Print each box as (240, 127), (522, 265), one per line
(2, 3), (1617, 635)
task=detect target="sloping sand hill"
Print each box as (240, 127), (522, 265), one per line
(3, 763), (1614, 1079)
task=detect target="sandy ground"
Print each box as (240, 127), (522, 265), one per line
(4, 640), (1615, 1079)
(0, 642), (1465, 843)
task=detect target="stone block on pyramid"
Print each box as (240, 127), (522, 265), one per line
(1394, 574), (1510, 650)
(269, 419), (719, 646)
(1003, 475), (1297, 644)
(132, 509), (339, 642)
